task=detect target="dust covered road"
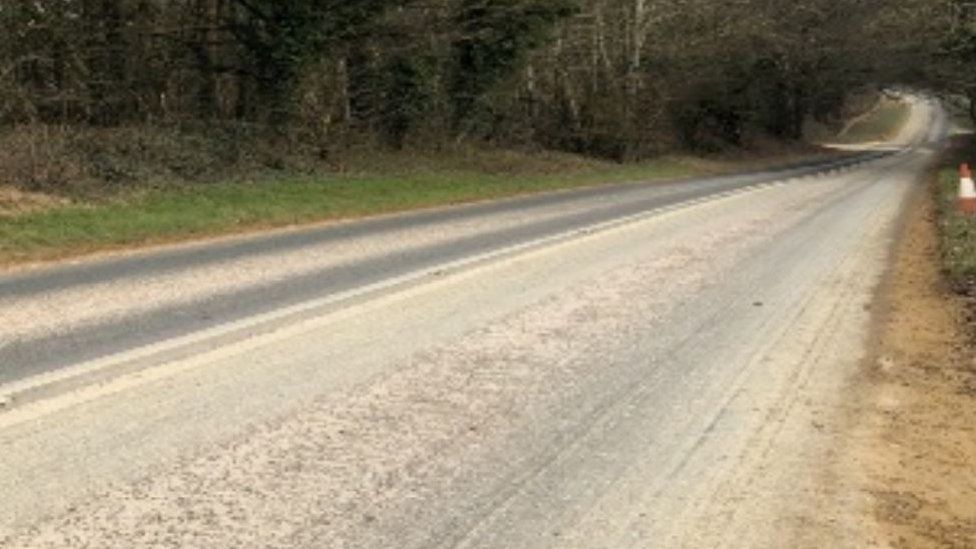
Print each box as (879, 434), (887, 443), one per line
(0, 98), (946, 548)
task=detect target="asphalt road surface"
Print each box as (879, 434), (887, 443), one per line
(0, 97), (946, 548)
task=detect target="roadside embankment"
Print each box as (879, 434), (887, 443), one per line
(935, 135), (976, 291)
(835, 97), (912, 145)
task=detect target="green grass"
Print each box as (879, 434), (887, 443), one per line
(935, 136), (976, 289)
(0, 157), (698, 265)
(0, 144), (837, 266)
(837, 99), (912, 144)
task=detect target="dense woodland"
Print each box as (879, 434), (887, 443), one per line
(0, 0), (971, 191)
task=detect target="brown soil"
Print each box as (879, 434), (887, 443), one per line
(852, 181), (976, 547)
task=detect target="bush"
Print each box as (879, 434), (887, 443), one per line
(0, 123), (323, 197)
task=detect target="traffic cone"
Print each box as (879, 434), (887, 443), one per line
(960, 164), (976, 216)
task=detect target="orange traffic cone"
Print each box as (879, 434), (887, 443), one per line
(960, 164), (976, 216)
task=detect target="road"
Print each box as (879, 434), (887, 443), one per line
(0, 97), (946, 548)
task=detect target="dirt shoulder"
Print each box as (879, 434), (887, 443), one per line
(847, 169), (976, 547)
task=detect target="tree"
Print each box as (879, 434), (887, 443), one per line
(450, 0), (578, 133)
(0, 0), (959, 160)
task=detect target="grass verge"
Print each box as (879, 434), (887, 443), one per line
(836, 98), (911, 144)
(0, 145), (833, 268)
(934, 134), (976, 292)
